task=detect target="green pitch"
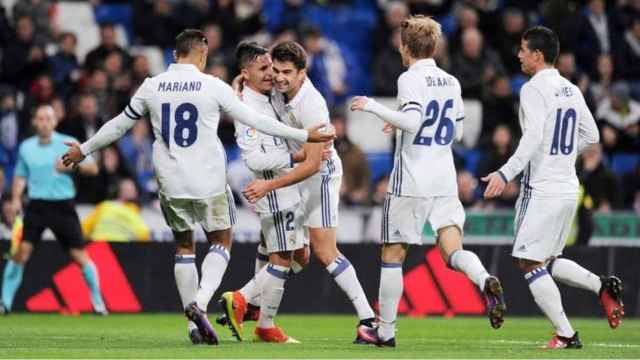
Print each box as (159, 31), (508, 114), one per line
(0, 314), (638, 358)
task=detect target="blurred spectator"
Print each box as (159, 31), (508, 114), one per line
(81, 178), (151, 242)
(333, 113), (370, 206)
(622, 164), (640, 213)
(131, 55), (151, 89)
(0, 5), (10, 50)
(19, 75), (57, 138)
(616, 17), (640, 84)
(481, 76), (518, 144)
(451, 4), (479, 52)
(118, 121), (156, 201)
(494, 7), (526, 75)
(133, 0), (179, 48)
(373, 29), (404, 96)
(59, 93), (104, 144)
(84, 23), (131, 72)
(572, 0), (616, 77)
(590, 54), (615, 106)
(95, 146), (133, 202)
(434, 36), (451, 72)
(372, 1), (408, 56)
(204, 22), (232, 70)
(451, 28), (505, 100)
(0, 173), (4, 198)
(50, 97), (68, 130)
(0, 88), (18, 155)
(479, 125), (515, 178)
(205, 57), (230, 83)
(103, 51), (131, 113)
(301, 25), (347, 107)
(1, 15), (48, 91)
(596, 82), (640, 152)
(13, 0), (53, 45)
(86, 69), (118, 118)
(557, 52), (590, 96)
(457, 170), (479, 208)
(578, 143), (623, 212)
(49, 32), (80, 102)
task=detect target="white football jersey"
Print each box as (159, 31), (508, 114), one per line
(126, 63), (307, 199)
(235, 86), (300, 213)
(388, 58), (464, 197)
(499, 68), (599, 199)
(271, 78), (343, 178)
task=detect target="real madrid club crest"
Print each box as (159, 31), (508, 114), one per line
(245, 127), (257, 139)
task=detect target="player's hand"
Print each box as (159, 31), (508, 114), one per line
(232, 74), (245, 98)
(350, 96), (370, 112)
(306, 123), (336, 143)
(243, 179), (273, 203)
(481, 172), (507, 199)
(292, 148), (306, 163)
(382, 122), (395, 134)
(62, 141), (86, 167)
(55, 158), (75, 173)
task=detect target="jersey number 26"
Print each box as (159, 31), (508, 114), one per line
(413, 99), (455, 146)
(161, 102), (198, 148)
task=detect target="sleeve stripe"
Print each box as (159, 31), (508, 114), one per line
(123, 108), (140, 120)
(402, 108), (422, 115)
(127, 104), (143, 118)
(405, 101), (421, 108)
(498, 170), (509, 183)
(456, 117), (465, 122)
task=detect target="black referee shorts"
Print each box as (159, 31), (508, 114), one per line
(23, 199), (85, 250)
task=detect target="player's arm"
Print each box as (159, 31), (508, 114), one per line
(454, 84), (465, 142)
(243, 142), (323, 203)
(577, 93), (600, 154)
(351, 96), (423, 133)
(10, 146), (28, 215)
(216, 80), (333, 143)
(483, 85), (545, 198)
(63, 80), (151, 166)
(242, 143), (295, 172)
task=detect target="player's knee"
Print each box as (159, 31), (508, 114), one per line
(205, 229), (231, 248)
(270, 251), (292, 267)
(381, 244), (406, 264)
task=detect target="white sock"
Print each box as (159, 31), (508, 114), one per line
(378, 263), (403, 341)
(256, 243), (268, 273)
(326, 255), (375, 320)
(257, 264), (288, 328)
(449, 250), (491, 289)
(549, 258), (601, 294)
(240, 266), (269, 307)
(195, 244), (230, 311)
(526, 268), (574, 338)
(174, 255), (199, 331)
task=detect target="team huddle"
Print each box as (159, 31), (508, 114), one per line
(62, 16), (625, 350)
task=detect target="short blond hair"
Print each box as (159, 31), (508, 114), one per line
(400, 15), (441, 59)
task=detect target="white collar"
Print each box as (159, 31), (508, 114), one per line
(168, 63), (199, 72)
(409, 58), (436, 70)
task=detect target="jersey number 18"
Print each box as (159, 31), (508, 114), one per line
(161, 102), (198, 148)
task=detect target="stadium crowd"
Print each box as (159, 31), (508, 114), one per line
(0, 0), (639, 215)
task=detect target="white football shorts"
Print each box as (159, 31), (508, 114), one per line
(512, 195), (577, 262)
(159, 186), (237, 233)
(259, 204), (305, 253)
(300, 174), (341, 228)
(381, 194), (465, 245)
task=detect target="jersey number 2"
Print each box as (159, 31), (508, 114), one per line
(161, 102), (198, 148)
(550, 108), (576, 155)
(413, 99), (455, 146)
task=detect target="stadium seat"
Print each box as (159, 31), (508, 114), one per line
(610, 153), (640, 176)
(94, 4), (133, 42)
(366, 152), (393, 182)
(457, 148), (484, 176)
(510, 75), (528, 95)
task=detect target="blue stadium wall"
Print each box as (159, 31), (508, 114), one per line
(0, 241), (637, 317)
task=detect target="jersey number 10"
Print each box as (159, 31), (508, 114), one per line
(161, 102), (199, 148)
(550, 108), (576, 155)
(413, 99), (455, 146)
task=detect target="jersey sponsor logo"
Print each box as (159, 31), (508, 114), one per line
(245, 128), (258, 139)
(157, 81), (202, 92)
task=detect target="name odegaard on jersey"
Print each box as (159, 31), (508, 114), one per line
(158, 81), (202, 92)
(425, 76), (455, 87)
